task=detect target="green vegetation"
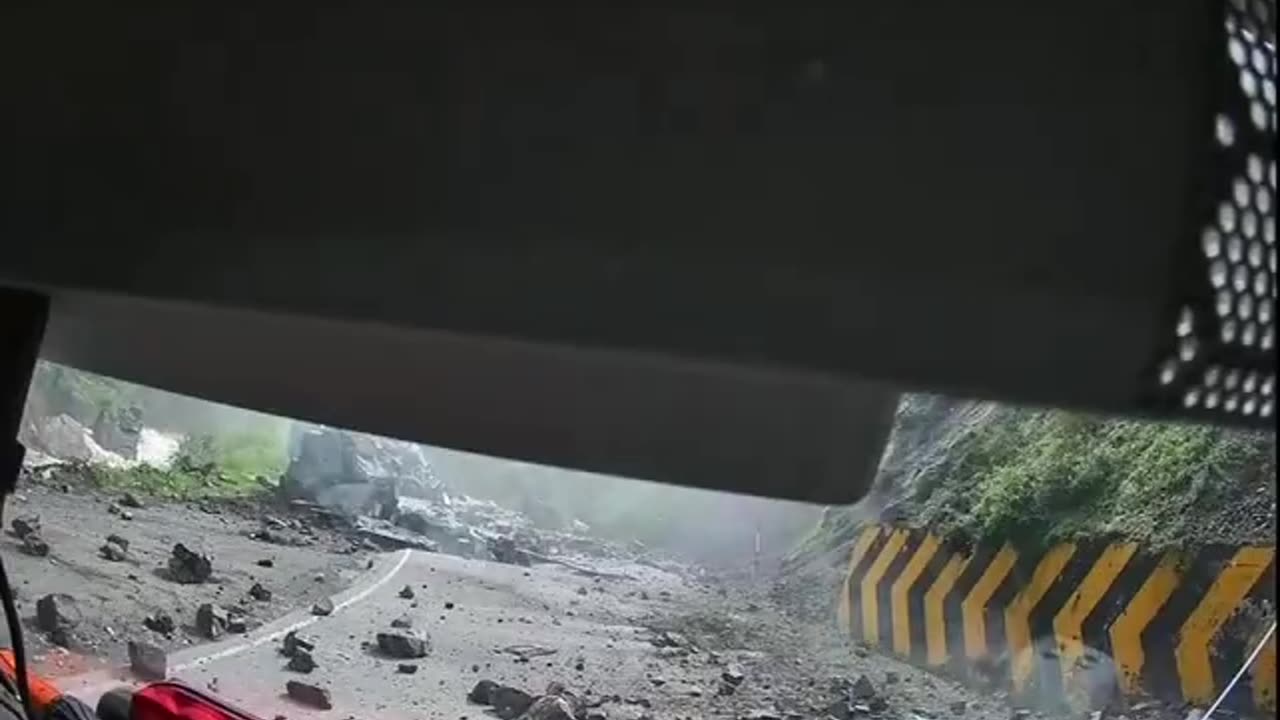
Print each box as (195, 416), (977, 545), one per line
(905, 408), (1274, 552)
(81, 431), (285, 500)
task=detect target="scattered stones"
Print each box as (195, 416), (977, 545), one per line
(128, 640), (167, 680)
(256, 559), (274, 568)
(286, 650), (317, 674)
(397, 663), (418, 674)
(390, 615), (413, 629)
(249, 582), (272, 601)
(168, 543), (212, 584)
(144, 612), (175, 635)
(311, 597), (334, 616)
(376, 631), (429, 659)
(285, 680), (332, 710)
(398, 584), (415, 599)
(20, 533), (50, 557)
(10, 516), (39, 539)
(36, 593), (81, 633)
(195, 603), (229, 639)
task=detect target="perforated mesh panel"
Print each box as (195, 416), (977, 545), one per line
(1154, 0), (1276, 427)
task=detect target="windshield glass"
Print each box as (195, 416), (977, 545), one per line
(7, 362), (1276, 720)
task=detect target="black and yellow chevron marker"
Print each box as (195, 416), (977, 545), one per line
(836, 526), (881, 636)
(924, 551), (970, 666)
(860, 528), (910, 646)
(1174, 546), (1274, 704)
(834, 524), (1276, 714)
(961, 543), (1017, 661)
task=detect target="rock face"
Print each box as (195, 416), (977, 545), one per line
(279, 426), (443, 518)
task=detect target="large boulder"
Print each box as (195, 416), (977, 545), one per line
(92, 405), (143, 460)
(279, 426), (443, 517)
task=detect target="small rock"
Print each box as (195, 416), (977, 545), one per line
(390, 615), (413, 629)
(951, 701), (968, 716)
(649, 676), (666, 687)
(128, 640), (167, 680)
(885, 671), (899, 685)
(522, 695), (576, 720)
(10, 516), (39, 539)
(468, 679), (500, 704)
(285, 680), (332, 710)
(100, 540), (128, 562)
(168, 544), (212, 584)
(144, 612), (175, 635)
(376, 631), (429, 659)
(722, 666), (746, 686)
(851, 675), (877, 700)
(314, 572), (326, 582)
(717, 681), (736, 696)
(195, 603), (228, 639)
(226, 613), (249, 634)
(107, 503), (122, 516)
(577, 587), (589, 596)
(20, 534), (50, 557)
(311, 597), (334, 616)
(869, 697), (889, 713)
(286, 650), (317, 673)
(281, 630), (315, 657)
(120, 493), (144, 508)
(36, 594), (81, 633)
(120, 510), (134, 521)
(397, 663), (418, 674)
(256, 559), (274, 568)
(444, 601), (455, 610)
(399, 584), (415, 599)
(490, 685), (535, 719)
(1011, 711), (1032, 720)
(249, 583), (272, 601)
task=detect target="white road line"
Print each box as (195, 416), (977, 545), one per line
(173, 548), (412, 671)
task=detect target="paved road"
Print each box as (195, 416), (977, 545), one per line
(63, 549), (691, 718)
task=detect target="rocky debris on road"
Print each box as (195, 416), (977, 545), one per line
(311, 597), (334, 616)
(500, 644), (558, 663)
(256, 558), (274, 567)
(286, 650), (317, 674)
(19, 533), (50, 557)
(398, 584), (415, 599)
(196, 603), (229, 639)
(128, 640), (167, 680)
(285, 680), (332, 710)
(397, 663), (418, 674)
(144, 611), (175, 636)
(99, 537), (128, 562)
(107, 503), (133, 521)
(36, 593), (81, 636)
(375, 630), (429, 659)
(168, 543), (212, 584)
(10, 516), (39, 539)
(490, 536), (532, 566)
(249, 582), (272, 601)
(390, 615), (413, 629)
(281, 630), (316, 658)
(468, 680), (536, 720)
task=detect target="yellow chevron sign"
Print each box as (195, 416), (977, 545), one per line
(834, 525), (1276, 714)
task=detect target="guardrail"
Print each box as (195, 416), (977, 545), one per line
(834, 525), (1276, 716)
